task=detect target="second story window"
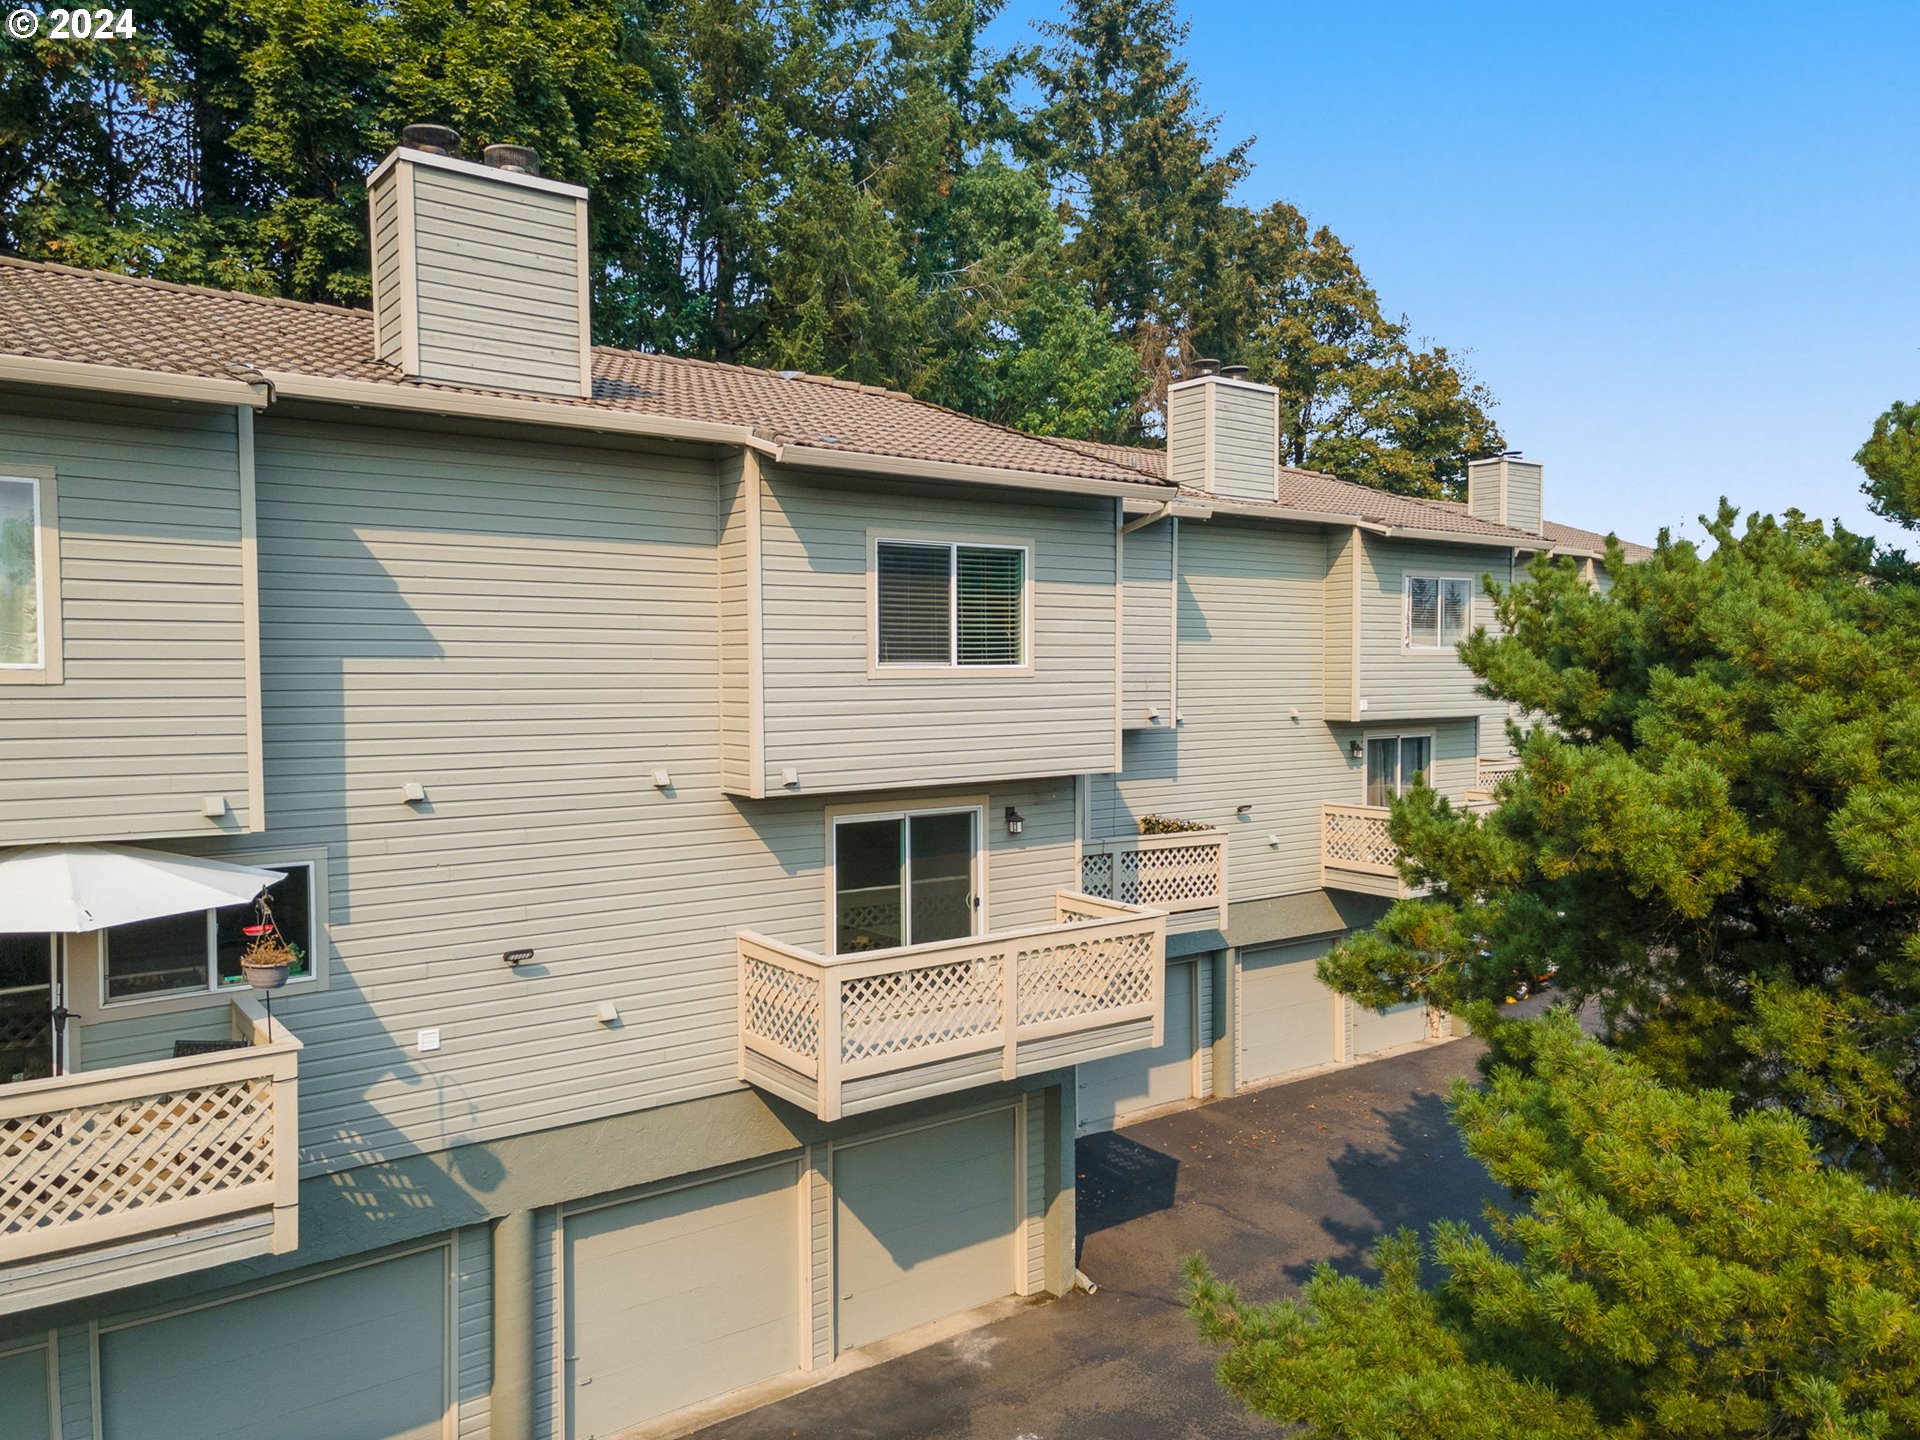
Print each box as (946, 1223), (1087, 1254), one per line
(875, 539), (1027, 669)
(1405, 575), (1471, 650)
(1, 475), (45, 670)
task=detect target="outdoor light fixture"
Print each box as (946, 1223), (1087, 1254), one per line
(1005, 806), (1025, 836)
(1349, 740), (1365, 760)
(1235, 803), (1253, 816)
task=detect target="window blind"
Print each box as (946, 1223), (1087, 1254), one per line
(1406, 576), (1439, 647)
(956, 545), (1023, 666)
(876, 541), (952, 664)
(1439, 578), (1470, 646)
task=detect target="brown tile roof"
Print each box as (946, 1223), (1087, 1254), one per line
(0, 257), (1164, 489)
(1060, 436), (1649, 556)
(1541, 519), (1655, 563)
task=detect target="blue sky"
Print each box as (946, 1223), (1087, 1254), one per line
(989, 0), (1920, 548)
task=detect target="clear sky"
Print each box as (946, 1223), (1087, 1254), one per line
(989, 0), (1920, 548)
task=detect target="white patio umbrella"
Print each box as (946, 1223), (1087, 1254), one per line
(0, 844), (287, 1073)
(0, 844), (284, 934)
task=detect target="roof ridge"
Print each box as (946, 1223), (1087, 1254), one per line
(0, 253), (369, 319)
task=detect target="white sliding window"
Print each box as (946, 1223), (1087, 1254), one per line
(1405, 575), (1471, 650)
(875, 540), (1027, 669)
(103, 863), (318, 1002)
(1365, 735), (1434, 807)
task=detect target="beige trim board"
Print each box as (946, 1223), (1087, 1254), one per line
(0, 355), (268, 409)
(235, 407), (265, 827)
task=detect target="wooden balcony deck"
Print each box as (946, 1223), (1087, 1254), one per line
(738, 893), (1167, 1121)
(0, 996), (299, 1316)
(1079, 828), (1227, 933)
(1320, 799), (1495, 899)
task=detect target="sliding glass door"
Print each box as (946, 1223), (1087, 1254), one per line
(834, 809), (981, 955)
(1365, 735), (1433, 807)
(0, 934), (54, 1084)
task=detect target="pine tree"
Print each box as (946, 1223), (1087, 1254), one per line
(1857, 400), (1920, 527)
(1319, 500), (1920, 1180)
(1188, 1012), (1920, 1440)
(1025, 0), (1251, 426)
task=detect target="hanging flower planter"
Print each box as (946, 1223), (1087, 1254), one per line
(239, 916), (299, 990)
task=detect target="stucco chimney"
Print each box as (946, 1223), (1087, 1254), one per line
(1466, 452), (1544, 536)
(368, 130), (591, 399)
(1165, 366), (1280, 503)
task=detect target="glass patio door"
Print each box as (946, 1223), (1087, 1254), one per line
(0, 934), (55, 1084)
(834, 810), (980, 954)
(1365, 736), (1433, 807)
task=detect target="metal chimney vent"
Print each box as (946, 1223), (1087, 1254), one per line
(1186, 357), (1223, 379)
(1219, 364), (1251, 380)
(400, 124), (461, 156)
(484, 144), (540, 176)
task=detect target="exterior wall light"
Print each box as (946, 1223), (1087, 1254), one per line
(1349, 740), (1364, 760)
(1005, 806), (1025, 836)
(1235, 803), (1253, 816)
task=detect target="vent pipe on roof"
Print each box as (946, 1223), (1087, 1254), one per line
(1185, 357), (1223, 379)
(1219, 364), (1251, 381)
(400, 124), (461, 156)
(484, 144), (540, 176)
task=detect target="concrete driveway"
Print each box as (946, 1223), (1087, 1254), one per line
(689, 1037), (1502, 1440)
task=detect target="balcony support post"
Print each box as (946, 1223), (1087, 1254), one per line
(819, 972), (844, 1122)
(490, 1208), (537, 1440)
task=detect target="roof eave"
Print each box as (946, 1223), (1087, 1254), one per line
(0, 353), (269, 409)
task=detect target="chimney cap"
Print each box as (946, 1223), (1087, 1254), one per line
(401, 124), (462, 156)
(484, 144), (540, 176)
(1186, 357), (1223, 379)
(1219, 364), (1251, 380)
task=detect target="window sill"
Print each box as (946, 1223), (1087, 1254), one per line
(865, 663), (1035, 680)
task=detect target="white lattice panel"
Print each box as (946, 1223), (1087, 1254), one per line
(838, 957), (1002, 1064)
(1323, 808), (1400, 873)
(0, 1080), (275, 1246)
(742, 954), (823, 1062)
(1017, 931), (1158, 1028)
(1083, 834), (1224, 913)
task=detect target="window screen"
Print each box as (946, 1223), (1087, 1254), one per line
(1439, 579), (1471, 646)
(1406, 576), (1439, 647)
(0, 478), (39, 668)
(875, 542), (952, 665)
(956, 546), (1023, 666)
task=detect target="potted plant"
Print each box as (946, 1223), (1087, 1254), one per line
(239, 919), (300, 990)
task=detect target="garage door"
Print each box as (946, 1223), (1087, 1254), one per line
(1075, 961), (1197, 1132)
(1241, 940), (1340, 1085)
(833, 1108), (1018, 1352)
(1353, 999), (1429, 1057)
(565, 1161), (801, 1439)
(98, 1248), (447, 1440)
(0, 1343), (51, 1439)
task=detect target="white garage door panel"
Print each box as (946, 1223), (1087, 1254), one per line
(1076, 962), (1196, 1132)
(99, 1248), (447, 1440)
(1241, 941), (1340, 1084)
(1354, 1000), (1428, 1057)
(0, 1347), (51, 1440)
(566, 1162), (801, 1440)
(834, 1109), (1017, 1352)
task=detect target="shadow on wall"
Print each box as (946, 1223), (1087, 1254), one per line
(1073, 1130), (1179, 1261)
(1293, 1088), (1502, 1286)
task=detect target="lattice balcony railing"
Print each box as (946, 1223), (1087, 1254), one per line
(0, 997), (299, 1268)
(1321, 804), (1403, 877)
(1477, 755), (1522, 790)
(1080, 829), (1227, 915)
(738, 892), (1166, 1120)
